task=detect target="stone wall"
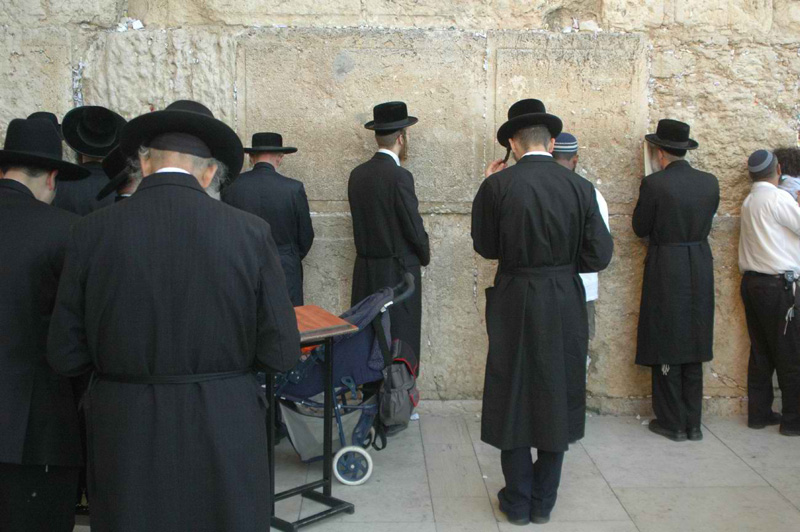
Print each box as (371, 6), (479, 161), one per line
(3, 0), (799, 413)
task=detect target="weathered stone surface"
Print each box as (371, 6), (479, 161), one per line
(0, 27), (73, 142)
(80, 29), (237, 123)
(672, 0), (774, 34)
(237, 28), (487, 204)
(490, 32), (649, 213)
(603, 0), (665, 31)
(1, 0), (122, 27)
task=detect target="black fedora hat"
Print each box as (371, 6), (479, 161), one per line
(0, 118), (89, 181)
(27, 111), (63, 140)
(62, 106), (127, 158)
(119, 100), (244, 177)
(645, 119), (698, 151)
(96, 147), (131, 200)
(497, 99), (563, 149)
(364, 101), (418, 132)
(244, 132), (297, 154)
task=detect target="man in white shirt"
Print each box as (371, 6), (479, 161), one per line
(553, 133), (610, 339)
(739, 149), (800, 436)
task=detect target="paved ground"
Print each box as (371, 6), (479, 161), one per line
(75, 414), (800, 531)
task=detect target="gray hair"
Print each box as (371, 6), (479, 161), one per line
(138, 146), (227, 194)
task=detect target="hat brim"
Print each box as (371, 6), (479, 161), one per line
(497, 113), (563, 149)
(62, 107), (127, 158)
(645, 134), (699, 151)
(120, 110), (244, 178)
(0, 151), (90, 181)
(364, 116), (418, 132)
(96, 172), (129, 201)
(244, 147), (298, 154)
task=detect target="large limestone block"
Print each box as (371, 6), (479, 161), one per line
(363, 0), (490, 28)
(79, 29), (237, 123)
(1, 0), (122, 28)
(302, 213), (357, 314)
(603, 0), (665, 31)
(773, 0), (800, 39)
(674, 0), (774, 33)
(0, 27), (73, 142)
(237, 28), (488, 204)
(488, 32), (648, 214)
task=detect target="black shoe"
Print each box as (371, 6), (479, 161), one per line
(748, 412), (782, 429)
(687, 426), (703, 441)
(498, 489), (531, 526)
(648, 419), (687, 442)
(531, 514), (551, 524)
(779, 425), (800, 437)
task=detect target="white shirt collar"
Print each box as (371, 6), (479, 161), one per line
(377, 149), (401, 166)
(522, 151), (553, 158)
(155, 167), (192, 175)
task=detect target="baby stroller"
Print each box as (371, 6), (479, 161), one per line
(275, 273), (415, 486)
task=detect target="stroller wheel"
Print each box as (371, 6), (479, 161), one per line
(333, 446), (373, 486)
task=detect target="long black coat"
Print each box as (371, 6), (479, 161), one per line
(47, 172), (301, 532)
(472, 155), (613, 452)
(0, 180), (83, 468)
(52, 161), (114, 215)
(632, 159), (719, 366)
(348, 152), (430, 360)
(222, 162), (314, 306)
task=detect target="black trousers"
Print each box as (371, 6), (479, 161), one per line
(499, 448), (565, 519)
(741, 274), (800, 429)
(651, 362), (703, 432)
(0, 462), (79, 532)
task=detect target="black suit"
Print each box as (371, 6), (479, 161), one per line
(52, 161), (114, 216)
(632, 159), (719, 431)
(222, 162), (314, 306)
(348, 152), (430, 361)
(47, 172), (301, 532)
(0, 180), (82, 532)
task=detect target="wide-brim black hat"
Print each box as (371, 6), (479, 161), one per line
(96, 147), (130, 200)
(497, 99), (562, 149)
(0, 118), (89, 181)
(244, 132), (297, 154)
(645, 119), (698, 151)
(28, 111), (63, 140)
(364, 101), (418, 132)
(62, 106), (127, 158)
(119, 100), (244, 177)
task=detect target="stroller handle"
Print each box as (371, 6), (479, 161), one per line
(391, 272), (416, 305)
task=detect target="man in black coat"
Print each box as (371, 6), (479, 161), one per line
(472, 99), (613, 525)
(54, 105), (126, 215)
(47, 100), (301, 532)
(0, 118), (90, 532)
(223, 133), (314, 306)
(349, 101), (430, 363)
(633, 119), (720, 442)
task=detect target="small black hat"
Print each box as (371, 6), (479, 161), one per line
(0, 119), (90, 181)
(497, 99), (563, 149)
(96, 147), (131, 200)
(62, 106), (127, 158)
(27, 111), (63, 139)
(645, 119), (698, 151)
(244, 133), (297, 154)
(364, 101), (418, 132)
(119, 100), (244, 177)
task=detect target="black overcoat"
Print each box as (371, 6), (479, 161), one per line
(52, 161), (114, 215)
(632, 160), (719, 366)
(222, 162), (314, 306)
(348, 152), (430, 360)
(0, 180), (83, 467)
(47, 172), (301, 532)
(472, 155), (613, 452)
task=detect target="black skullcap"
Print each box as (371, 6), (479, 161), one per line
(147, 132), (211, 159)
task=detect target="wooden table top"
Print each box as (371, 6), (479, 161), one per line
(295, 305), (358, 344)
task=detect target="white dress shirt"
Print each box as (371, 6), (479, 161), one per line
(580, 188), (610, 302)
(155, 167), (192, 175)
(739, 181), (800, 275)
(377, 149), (400, 166)
(522, 151), (553, 158)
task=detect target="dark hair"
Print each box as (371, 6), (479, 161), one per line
(661, 146), (687, 158)
(774, 147), (800, 177)
(0, 165), (48, 177)
(552, 151), (577, 162)
(375, 129), (405, 148)
(513, 125), (552, 151)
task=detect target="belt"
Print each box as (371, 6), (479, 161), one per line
(652, 241), (704, 247)
(95, 368), (252, 385)
(743, 271), (783, 279)
(499, 265), (577, 277)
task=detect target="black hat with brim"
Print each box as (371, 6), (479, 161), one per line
(645, 119), (698, 151)
(244, 132), (297, 154)
(27, 111), (63, 140)
(497, 99), (562, 149)
(364, 101), (418, 132)
(119, 100), (244, 177)
(62, 106), (127, 158)
(96, 147), (130, 200)
(0, 118), (90, 181)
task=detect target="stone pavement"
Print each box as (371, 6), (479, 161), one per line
(75, 413), (800, 531)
